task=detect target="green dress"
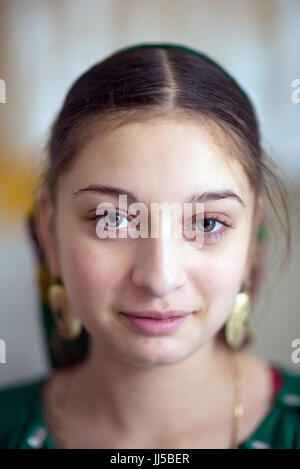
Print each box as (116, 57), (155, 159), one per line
(0, 361), (299, 449)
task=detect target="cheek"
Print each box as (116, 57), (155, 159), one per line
(193, 238), (250, 322)
(58, 239), (122, 317)
(210, 252), (246, 292)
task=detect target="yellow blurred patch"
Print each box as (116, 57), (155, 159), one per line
(0, 152), (40, 225)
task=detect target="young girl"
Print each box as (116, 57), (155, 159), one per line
(1, 42), (299, 449)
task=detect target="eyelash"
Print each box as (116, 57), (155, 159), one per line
(88, 211), (232, 243)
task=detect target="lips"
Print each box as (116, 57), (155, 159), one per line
(120, 314), (190, 334)
(119, 310), (192, 319)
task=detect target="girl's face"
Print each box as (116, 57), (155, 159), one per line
(42, 117), (261, 367)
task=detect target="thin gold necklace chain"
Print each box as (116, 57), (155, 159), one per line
(230, 351), (244, 449)
(50, 352), (244, 449)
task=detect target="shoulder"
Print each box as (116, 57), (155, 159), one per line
(0, 376), (49, 449)
(274, 363), (300, 411)
(241, 356), (300, 449)
(266, 363), (300, 449)
(0, 376), (46, 404)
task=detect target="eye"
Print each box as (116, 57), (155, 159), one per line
(89, 210), (233, 243)
(185, 215), (232, 243)
(89, 209), (132, 232)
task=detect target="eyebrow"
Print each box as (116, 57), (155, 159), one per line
(72, 184), (245, 207)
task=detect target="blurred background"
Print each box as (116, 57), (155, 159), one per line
(0, 0), (300, 387)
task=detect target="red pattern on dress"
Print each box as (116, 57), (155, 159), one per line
(270, 365), (284, 396)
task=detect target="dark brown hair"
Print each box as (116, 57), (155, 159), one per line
(34, 42), (291, 367)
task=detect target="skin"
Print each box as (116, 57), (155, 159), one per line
(37, 116), (272, 449)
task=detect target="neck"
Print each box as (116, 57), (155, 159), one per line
(66, 337), (237, 442)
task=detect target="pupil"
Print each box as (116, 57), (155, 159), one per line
(107, 213), (121, 227)
(199, 218), (215, 232)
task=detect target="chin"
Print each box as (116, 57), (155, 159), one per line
(111, 336), (196, 368)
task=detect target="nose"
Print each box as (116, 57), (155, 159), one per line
(131, 236), (188, 297)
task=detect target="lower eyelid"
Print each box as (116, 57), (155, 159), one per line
(198, 217), (232, 242)
(206, 225), (229, 241)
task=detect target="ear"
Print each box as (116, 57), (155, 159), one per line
(35, 188), (61, 279)
(243, 194), (264, 289)
(253, 194), (264, 232)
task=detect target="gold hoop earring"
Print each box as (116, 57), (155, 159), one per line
(48, 283), (82, 341)
(225, 290), (250, 349)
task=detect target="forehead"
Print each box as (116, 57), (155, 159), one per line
(61, 116), (252, 203)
